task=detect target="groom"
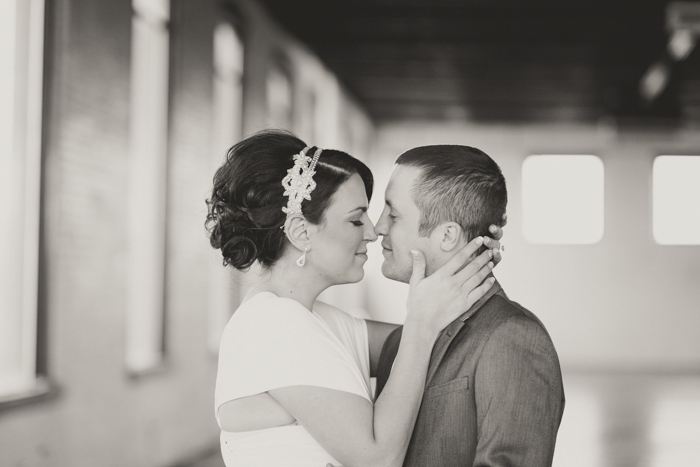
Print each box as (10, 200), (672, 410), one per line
(374, 145), (565, 466)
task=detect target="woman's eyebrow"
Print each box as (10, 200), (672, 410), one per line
(347, 206), (368, 214)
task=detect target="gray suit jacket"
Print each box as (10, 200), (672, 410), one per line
(375, 282), (565, 467)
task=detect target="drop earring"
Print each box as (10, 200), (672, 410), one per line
(296, 246), (308, 267)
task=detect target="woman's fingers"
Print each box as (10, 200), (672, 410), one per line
(483, 236), (499, 251)
(488, 223), (504, 240)
(460, 260), (494, 295)
(434, 236), (485, 278)
(453, 248), (493, 285)
(408, 249), (427, 287)
(492, 247), (502, 265)
(487, 223), (505, 265)
(465, 275), (496, 307)
(482, 236), (501, 266)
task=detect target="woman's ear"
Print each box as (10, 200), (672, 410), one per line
(284, 215), (310, 252)
(436, 222), (463, 252)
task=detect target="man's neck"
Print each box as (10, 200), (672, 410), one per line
(459, 276), (502, 322)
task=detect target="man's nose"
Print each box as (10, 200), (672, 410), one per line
(365, 224), (378, 242)
(374, 214), (387, 237)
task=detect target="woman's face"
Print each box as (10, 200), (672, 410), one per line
(307, 173), (378, 285)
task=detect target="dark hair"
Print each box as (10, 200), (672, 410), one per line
(395, 145), (507, 241)
(206, 130), (373, 270)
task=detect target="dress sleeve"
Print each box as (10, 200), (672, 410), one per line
(313, 301), (371, 390)
(215, 295), (372, 412)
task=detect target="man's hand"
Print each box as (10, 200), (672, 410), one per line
(405, 236), (495, 338)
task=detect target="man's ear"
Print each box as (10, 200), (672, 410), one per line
(284, 215), (311, 252)
(433, 222), (463, 252)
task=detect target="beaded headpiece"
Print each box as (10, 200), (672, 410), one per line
(281, 146), (323, 219)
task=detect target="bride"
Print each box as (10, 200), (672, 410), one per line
(206, 130), (501, 467)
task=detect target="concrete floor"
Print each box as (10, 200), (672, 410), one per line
(189, 372), (700, 467)
(554, 372), (700, 467)
(186, 456), (225, 467)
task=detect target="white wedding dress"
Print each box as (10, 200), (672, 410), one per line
(215, 291), (373, 466)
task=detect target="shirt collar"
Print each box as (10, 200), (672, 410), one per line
(458, 277), (503, 322)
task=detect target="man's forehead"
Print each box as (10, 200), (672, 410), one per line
(385, 165), (422, 206)
(387, 165), (421, 192)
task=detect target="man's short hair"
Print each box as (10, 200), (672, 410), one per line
(395, 145), (507, 240)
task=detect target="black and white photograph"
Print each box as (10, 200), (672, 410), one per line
(1, 1), (700, 466)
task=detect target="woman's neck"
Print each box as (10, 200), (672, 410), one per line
(248, 258), (328, 311)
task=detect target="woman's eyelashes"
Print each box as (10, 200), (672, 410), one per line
(351, 220), (364, 226)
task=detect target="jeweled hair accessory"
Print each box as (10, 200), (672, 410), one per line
(281, 146), (323, 218)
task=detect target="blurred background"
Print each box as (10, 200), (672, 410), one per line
(1, 0), (700, 466)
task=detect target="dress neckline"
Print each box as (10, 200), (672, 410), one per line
(244, 290), (317, 313)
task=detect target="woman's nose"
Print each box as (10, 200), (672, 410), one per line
(365, 222), (378, 242)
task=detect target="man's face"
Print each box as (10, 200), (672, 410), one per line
(374, 165), (431, 283)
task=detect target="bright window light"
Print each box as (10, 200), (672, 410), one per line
(0, 0), (45, 397)
(522, 155), (604, 244)
(208, 22), (244, 355)
(266, 63), (292, 130)
(125, 0), (170, 373)
(653, 156), (700, 245)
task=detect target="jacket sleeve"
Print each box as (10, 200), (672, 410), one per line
(473, 316), (565, 467)
(374, 326), (403, 399)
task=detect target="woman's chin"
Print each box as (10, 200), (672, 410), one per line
(346, 267), (365, 284)
(329, 258), (366, 285)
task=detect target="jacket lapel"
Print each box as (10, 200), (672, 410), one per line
(424, 280), (503, 387)
(425, 321), (465, 386)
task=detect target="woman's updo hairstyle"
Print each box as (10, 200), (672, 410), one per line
(206, 130), (374, 270)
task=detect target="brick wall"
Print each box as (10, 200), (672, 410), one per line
(0, 0), (374, 465)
